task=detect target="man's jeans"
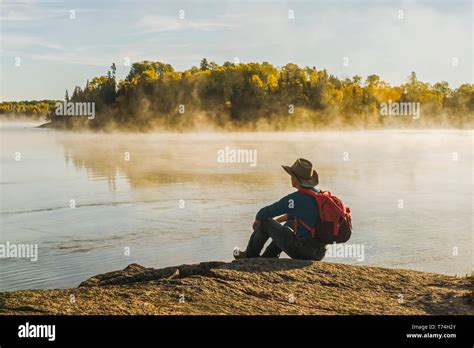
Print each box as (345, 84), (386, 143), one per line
(245, 219), (326, 260)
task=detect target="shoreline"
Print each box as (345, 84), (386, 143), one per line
(30, 119), (474, 134)
(0, 259), (472, 315)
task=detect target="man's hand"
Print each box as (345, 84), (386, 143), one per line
(252, 219), (261, 230)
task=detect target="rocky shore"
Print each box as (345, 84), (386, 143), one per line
(0, 259), (472, 315)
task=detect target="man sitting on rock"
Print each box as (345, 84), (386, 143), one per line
(234, 158), (327, 260)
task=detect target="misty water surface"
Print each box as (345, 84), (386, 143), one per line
(0, 121), (472, 291)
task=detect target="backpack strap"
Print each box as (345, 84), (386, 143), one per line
(295, 218), (316, 237)
(294, 188), (320, 237)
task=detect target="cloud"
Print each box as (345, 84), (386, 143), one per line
(0, 2), (63, 21)
(1, 34), (64, 51)
(1, 0), (471, 100)
(28, 49), (204, 69)
(29, 52), (111, 67)
(0, 0), (101, 22)
(134, 15), (234, 34)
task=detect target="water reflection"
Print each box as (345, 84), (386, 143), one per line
(58, 133), (281, 191)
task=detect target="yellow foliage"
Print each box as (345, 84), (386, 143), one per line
(251, 74), (264, 88)
(308, 71), (318, 85)
(333, 90), (343, 103)
(267, 74), (279, 90)
(143, 69), (158, 81)
(164, 71), (180, 81)
(373, 87), (403, 102)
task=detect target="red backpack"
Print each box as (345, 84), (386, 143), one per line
(295, 188), (352, 244)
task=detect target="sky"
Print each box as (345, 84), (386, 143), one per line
(0, 0), (472, 101)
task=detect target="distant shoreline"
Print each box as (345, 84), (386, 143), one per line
(31, 118), (473, 132)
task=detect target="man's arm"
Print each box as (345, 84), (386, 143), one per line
(253, 194), (293, 229)
(253, 214), (288, 229)
(275, 214), (289, 223)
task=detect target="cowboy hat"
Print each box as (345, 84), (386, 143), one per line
(282, 158), (318, 187)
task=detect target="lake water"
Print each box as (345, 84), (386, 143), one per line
(0, 121), (472, 291)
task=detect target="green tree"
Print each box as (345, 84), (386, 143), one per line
(200, 58), (210, 71)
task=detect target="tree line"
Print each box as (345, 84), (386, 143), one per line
(0, 100), (59, 119)
(3, 59), (473, 129)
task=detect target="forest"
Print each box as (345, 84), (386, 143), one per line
(2, 59), (473, 130)
(0, 100), (59, 119)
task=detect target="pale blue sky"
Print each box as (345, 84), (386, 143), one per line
(1, 0), (472, 101)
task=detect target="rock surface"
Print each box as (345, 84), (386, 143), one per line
(0, 259), (472, 315)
